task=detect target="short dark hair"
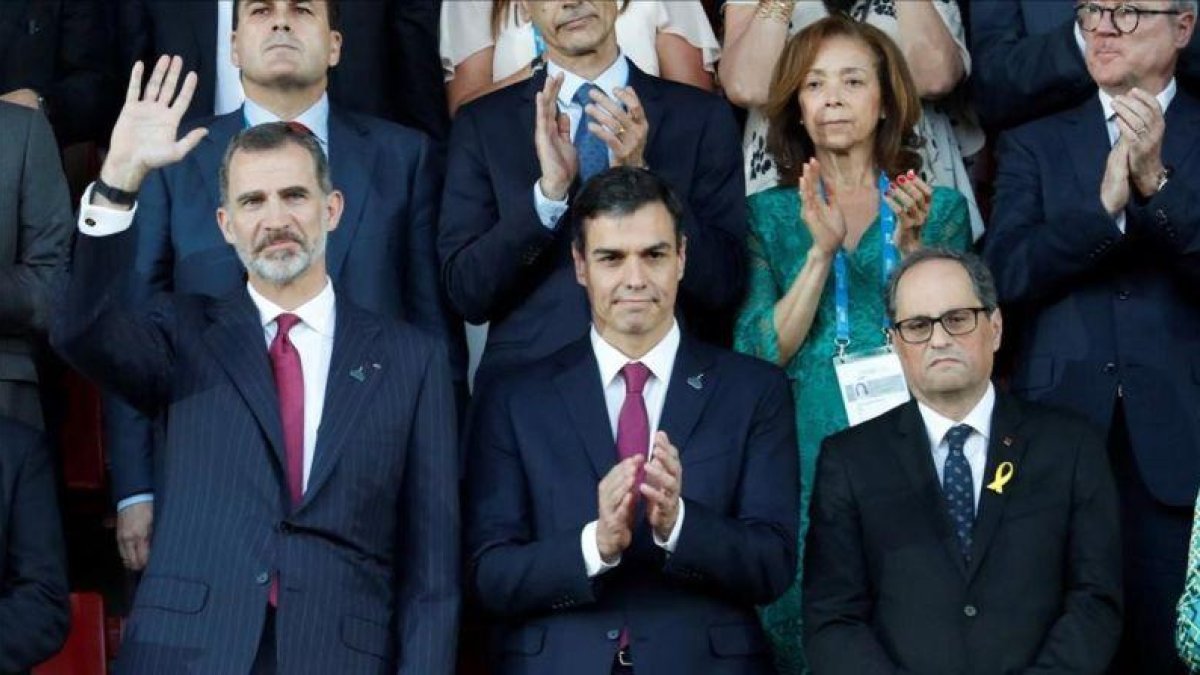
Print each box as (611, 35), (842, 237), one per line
(571, 167), (684, 252)
(885, 248), (998, 322)
(219, 122), (332, 206)
(232, 0), (340, 31)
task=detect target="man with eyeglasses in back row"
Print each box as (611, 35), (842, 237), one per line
(982, 2), (1200, 672)
(803, 248), (1122, 674)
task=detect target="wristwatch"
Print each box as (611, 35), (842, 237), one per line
(92, 176), (137, 207)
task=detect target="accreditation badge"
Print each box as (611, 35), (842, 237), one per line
(833, 347), (910, 426)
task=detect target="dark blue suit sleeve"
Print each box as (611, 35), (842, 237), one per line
(969, 3), (1094, 131)
(660, 369), (798, 605)
(396, 343), (461, 674)
(982, 129), (1123, 307)
(0, 428), (68, 672)
(1128, 179), (1200, 289)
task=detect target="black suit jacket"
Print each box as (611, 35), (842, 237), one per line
(116, 0), (449, 139)
(0, 0), (118, 145)
(804, 395), (1122, 674)
(0, 417), (68, 674)
(439, 63), (746, 388)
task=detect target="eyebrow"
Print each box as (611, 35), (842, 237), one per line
(235, 185), (311, 204)
(590, 241), (673, 258)
(806, 66), (871, 76)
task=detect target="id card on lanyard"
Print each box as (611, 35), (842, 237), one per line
(831, 172), (911, 426)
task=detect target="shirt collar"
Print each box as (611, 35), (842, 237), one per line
(590, 320), (680, 390)
(246, 277), (337, 339)
(917, 382), (996, 449)
(242, 92), (330, 150)
(547, 52), (630, 109)
(1098, 78), (1177, 121)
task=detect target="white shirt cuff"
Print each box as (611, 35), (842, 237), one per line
(652, 499), (684, 552)
(581, 520), (620, 577)
(117, 493), (154, 512)
(1114, 211), (1127, 234)
(78, 182), (137, 236)
(532, 181), (569, 230)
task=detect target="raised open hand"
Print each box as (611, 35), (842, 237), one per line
(102, 55), (208, 193)
(798, 158), (848, 257)
(534, 72), (578, 201)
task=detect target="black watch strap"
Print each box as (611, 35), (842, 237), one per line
(93, 176), (137, 207)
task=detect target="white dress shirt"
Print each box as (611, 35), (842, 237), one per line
(532, 53), (631, 230)
(917, 383), (996, 510)
(214, 0), (245, 115)
(580, 321), (685, 577)
(242, 93), (331, 155)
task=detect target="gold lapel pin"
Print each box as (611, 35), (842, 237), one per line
(986, 461), (1015, 494)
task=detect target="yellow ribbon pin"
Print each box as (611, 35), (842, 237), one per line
(986, 462), (1015, 494)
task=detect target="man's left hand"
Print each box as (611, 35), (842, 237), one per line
(641, 431), (682, 543)
(586, 86), (648, 169)
(1112, 88), (1166, 197)
(0, 88), (40, 110)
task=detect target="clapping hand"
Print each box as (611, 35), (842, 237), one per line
(584, 86), (649, 169)
(798, 158), (848, 257)
(885, 169), (932, 255)
(641, 432), (683, 543)
(1112, 88), (1167, 197)
(534, 72), (578, 201)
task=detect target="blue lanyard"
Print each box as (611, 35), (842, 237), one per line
(532, 25), (547, 57)
(834, 172), (897, 358)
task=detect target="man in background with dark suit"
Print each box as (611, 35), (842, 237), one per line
(55, 56), (459, 673)
(0, 417), (68, 674)
(439, 0), (746, 391)
(804, 248), (1122, 674)
(465, 167), (796, 674)
(983, 3), (1199, 670)
(90, 0), (462, 575)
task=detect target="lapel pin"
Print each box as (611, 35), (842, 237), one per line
(349, 366), (366, 382)
(986, 461), (1015, 494)
(687, 373), (705, 390)
(1003, 436), (1014, 447)
(372, 363), (381, 370)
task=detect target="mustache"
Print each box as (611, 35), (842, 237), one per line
(254, 229), (305, 255)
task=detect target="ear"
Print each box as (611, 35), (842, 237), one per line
(324, 189), (344, 232)
(572, 245), (588, 287)
(676, 233), (687, 281)
(1176, 12), (1196, 49)
(216, 207), (237, 246)
(328, 29), (343, 68)
(989, 307), (1003, 353)
(230, 30), (241, 69)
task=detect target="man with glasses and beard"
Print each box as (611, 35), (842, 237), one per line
(804, 249), (1122, 674)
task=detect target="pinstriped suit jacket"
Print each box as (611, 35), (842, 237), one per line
(52, 230), (460, 674)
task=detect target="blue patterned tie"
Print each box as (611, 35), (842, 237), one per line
(942, 424), (975, 562)
(572, 83), (609, 181)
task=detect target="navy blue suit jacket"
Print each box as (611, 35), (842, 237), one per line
(983, 90), (1200, 506)
(439, 64), (746, 388)
(465, 335), (797, 675)
(53, 230), (460, 674)
(105, 106), (463, 503)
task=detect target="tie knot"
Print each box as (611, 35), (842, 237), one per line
(285, 120), (314, 138)
(275, 313), (301, 338)
(621, 362), (651, 395)
(573, 83), (599, 107)
(945, 424), (973, 452)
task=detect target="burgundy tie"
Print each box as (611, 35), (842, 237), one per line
(269, 313), (305, 507)
(617, 362), (652, 486)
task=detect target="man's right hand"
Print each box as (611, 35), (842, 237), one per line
(117, 501), (154, 571)
(1100, 138), (1131, 219)
(534, 72), (578, 202)
(99, 55), (207, 200)
(596, 454), (642, 564)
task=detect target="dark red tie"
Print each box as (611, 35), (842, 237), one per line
(614, 362), (651, 656)
(268, 313), (304, 606)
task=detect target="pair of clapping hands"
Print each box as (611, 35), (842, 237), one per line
(799, 158), (933, 257)
(595, 431), (683, 564)
(1101, 87), (1169, 216)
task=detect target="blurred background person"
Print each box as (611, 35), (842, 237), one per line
(721, 0), (984, 240)
(733, 16), (970, 674)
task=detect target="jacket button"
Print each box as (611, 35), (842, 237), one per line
(963, 604), (978, 618)
(1102, 362), (1117, 375)
(606, 629), (621, 641)
(255, 571), (270, 585)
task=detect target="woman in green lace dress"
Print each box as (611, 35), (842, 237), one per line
(733, 16), (970, 675)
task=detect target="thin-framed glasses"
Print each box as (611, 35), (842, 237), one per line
(891, 307), (991, 344)
(1075, 2), (1182, 35)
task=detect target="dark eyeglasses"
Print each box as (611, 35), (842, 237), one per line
(891, 307), (991, 344)
(1075, 2), (1182, 35)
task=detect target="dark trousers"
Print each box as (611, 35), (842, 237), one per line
(251, 607), (277, 675)
(1109, 402), (1192, 674)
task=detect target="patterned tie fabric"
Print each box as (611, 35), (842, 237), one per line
(1176, 488), (1200, 669)
(269, 313), (306, 508)
(942, 424), (975, 563)
(573, 83), (609, 181)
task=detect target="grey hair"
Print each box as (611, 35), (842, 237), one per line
(1174, 0), (1199, 14)
(885, 248), (998, 322)
(218, 122), (332, 207)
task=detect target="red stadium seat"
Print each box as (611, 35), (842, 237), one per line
(33, 592), (107, 675)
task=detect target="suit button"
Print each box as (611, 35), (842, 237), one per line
(84, 217), (97, 228)
(255, 571), (270, 585)
(1117, 291), (1129, 300)
(963, 604), (978, 618)
(606, 629), (621, 641)
(1103, 362), (1117, 375)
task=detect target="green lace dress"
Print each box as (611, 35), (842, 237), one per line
(734, 184), (970, 675)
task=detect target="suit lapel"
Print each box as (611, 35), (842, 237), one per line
(553, 339), (617, 480)
(1063, 97), (1110, 197)
(967, 394), (1031, 581)
(657, 337), (715, 453)
(325, 110), (371, 280)
(1164, 89), (1200, 173)
(893, 401), (969, 577)
(298, 300), (385, 510)
(203, 290), (287, 469)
